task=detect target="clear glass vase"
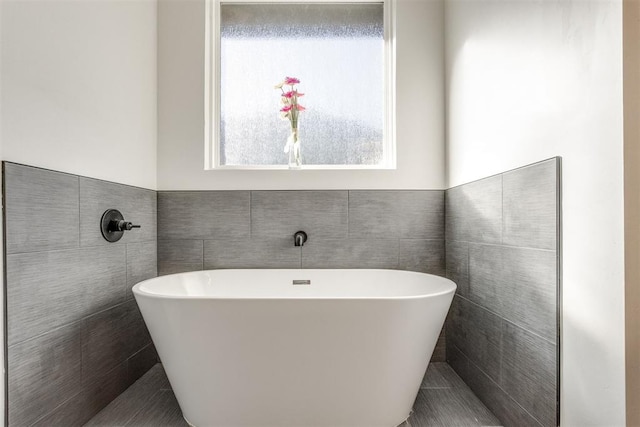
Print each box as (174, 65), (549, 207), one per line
(286, 129), (302, 169)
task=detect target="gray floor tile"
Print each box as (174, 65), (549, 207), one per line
(410, 388), (502, 426)
(448, 345), (544, 427)
(85, 363), (501, 427)
(32, 390), (94, 427)
(86, 365), (170, 427)
(125, 390), (188, 426)
(421, 362), (467, 389)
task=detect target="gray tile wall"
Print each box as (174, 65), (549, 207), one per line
(158, 190), (444, 273)
(4, 162), (158, 427)
(445, 158), (560, 427)
(157, 189), (447, 362)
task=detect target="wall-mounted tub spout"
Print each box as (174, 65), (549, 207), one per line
(294, 231), (308, 247)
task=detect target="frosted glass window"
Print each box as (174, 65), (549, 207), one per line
(219, 3), (385, 166)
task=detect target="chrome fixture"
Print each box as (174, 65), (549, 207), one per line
(294, 231), (308, 247)
(100, 209), (141, 242)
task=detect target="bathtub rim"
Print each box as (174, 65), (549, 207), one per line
(132, 268), (457, 301)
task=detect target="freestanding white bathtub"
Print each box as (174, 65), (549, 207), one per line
(133, 269), (456, 427)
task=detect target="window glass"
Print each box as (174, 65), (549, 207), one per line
(219, 3), (385, 166)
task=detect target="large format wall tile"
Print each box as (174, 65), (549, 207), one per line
(301, 238), (399, 269)
(251, 191), (348, 239)
(503, 160), (558, 250)
(446, 296), (502, 381)
(8, 322), (83, 427)
(204, 238), (301, 269)
(451, 345), (543, 427)
(445, 175), (502, 244)
(398, 239), (445, 275)
(445, 240), (469, 297)
(445, 158), (559, 427)
(128, 343), (159, 384)
(158, 191), (250, 240)
(5, 163), (80, 254)
(80, 177), (157, 246)
(82, 300), (151, 381)
(348, 190), (444, 239)
(7, 245), (127, 345)
(469, 244), (557, 343)
(500, 322), (557, 427)
(158, 240), (204, 275)
(31, 363), (131, 427)
(4, 163), (159, 426)
(126, 242), (158, 299)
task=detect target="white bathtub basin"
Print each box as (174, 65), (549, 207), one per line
(133, 269), (456, 427)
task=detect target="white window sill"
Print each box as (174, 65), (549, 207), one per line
(207, 164), (397, 171)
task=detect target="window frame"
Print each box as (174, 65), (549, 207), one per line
(204, 0), (396, 170)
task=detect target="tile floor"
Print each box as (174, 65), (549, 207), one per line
(84, 363), (501, 427)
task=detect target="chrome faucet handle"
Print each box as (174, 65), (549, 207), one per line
(294, 231), (308, 247)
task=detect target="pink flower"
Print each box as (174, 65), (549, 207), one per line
(282, 91), (304, 98)
(295, 104), (306, 111)
(280, 105), (293, 112)
(284, 77), (300, 85)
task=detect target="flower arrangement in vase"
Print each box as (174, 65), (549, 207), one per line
(275, 77), (305, 169)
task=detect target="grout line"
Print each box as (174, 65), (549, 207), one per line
(124, 243), (129, 300)
(454, 294), (557, 347)
(445, 239), (556, 253)
(8, 299), (134, 350)
(77, 176), (81, 249)
(452, 344), (546, 427)
(27, 389), (83, 427)
(128, 342), (153, 362)
(500, 174), (504, 245)
(346, 190), (350, 239)
(200, 240), (204, 270)
(445, 158), (558, 191)
(249, 190), (253, 238)
(121, 388), (164, 427)
(6, 239), (158, 257)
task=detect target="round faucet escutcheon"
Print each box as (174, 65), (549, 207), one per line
(294, 231), (308, 247)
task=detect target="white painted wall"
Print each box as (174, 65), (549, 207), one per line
(1, 2), (157, 424)
(0, 1), (4, 421)
(157, 0), (445, 190)
(0, 0), (158, 190)
(445, 1), (625, 425)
